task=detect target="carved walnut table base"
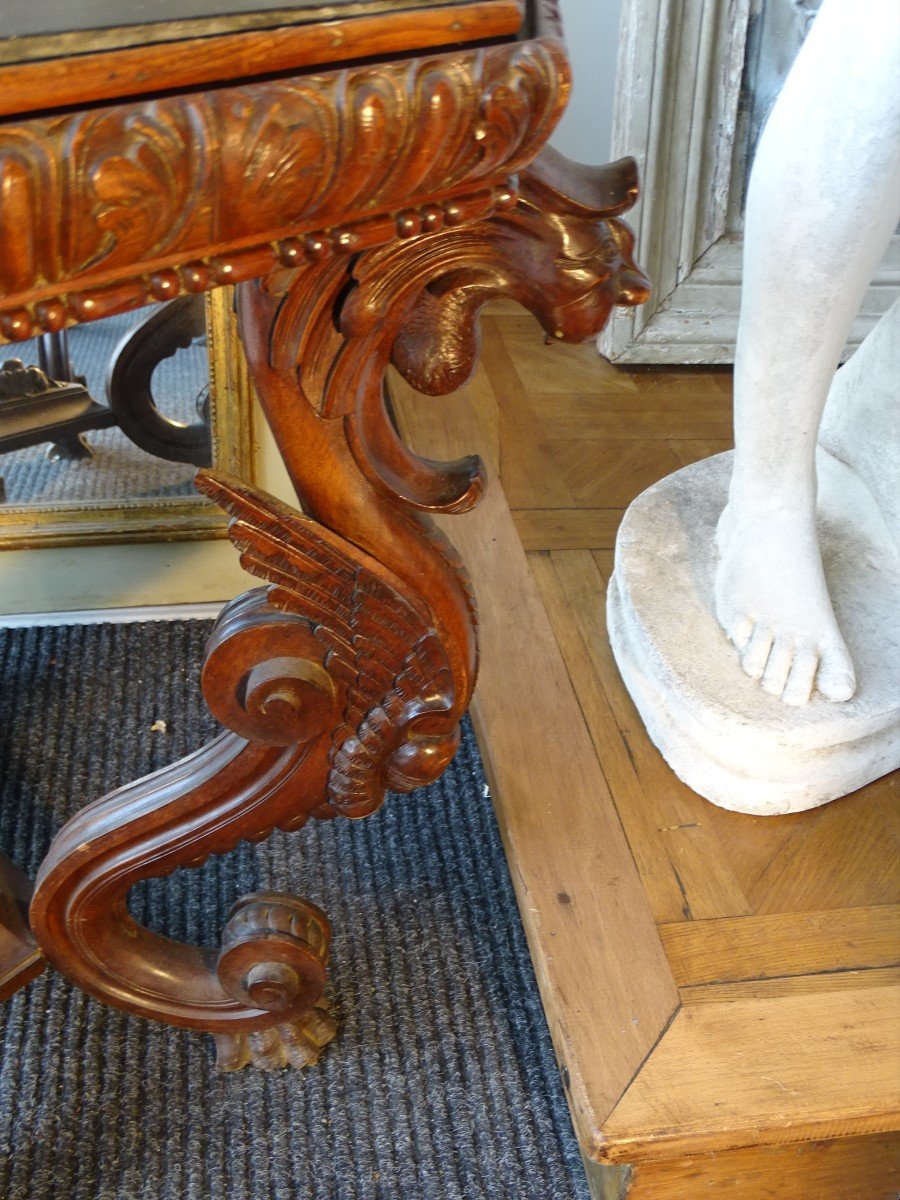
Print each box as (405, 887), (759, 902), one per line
(0, 1), (646, 1070)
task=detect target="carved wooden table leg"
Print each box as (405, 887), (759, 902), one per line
(26, 150), (647, 1069)
(0, 854), (43, 1001)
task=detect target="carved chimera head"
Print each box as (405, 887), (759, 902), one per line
(509, 149), (650, 343)
(378, 149), (650, 397)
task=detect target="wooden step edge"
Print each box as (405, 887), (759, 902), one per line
(658, 904), (900, 988)
(390, 373), (680, 1139)
(593, 981), (900, 1165)
(0, 947), (45, 1002)
(595, 1107), (900, 1169)
(604, 1134), (900, 1200)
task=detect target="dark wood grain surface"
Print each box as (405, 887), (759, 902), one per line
(0, 2), (524, 117)
(6, 0), (394, 36)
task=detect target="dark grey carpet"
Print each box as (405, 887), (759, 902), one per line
(0, 621), (589, 1200)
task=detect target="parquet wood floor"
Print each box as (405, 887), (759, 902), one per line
(390, 306), (900, 1199)
(470, 306), (898, 936)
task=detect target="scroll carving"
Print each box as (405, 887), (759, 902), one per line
(0, 40), (569, 340)
(28, 149), (648, 1068)
(197, 474), (463, 819)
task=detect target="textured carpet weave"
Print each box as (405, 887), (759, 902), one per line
(0, 621), (589, 1200)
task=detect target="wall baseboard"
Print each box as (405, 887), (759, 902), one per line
(0, 602), (225, 629)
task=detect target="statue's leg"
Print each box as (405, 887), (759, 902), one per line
(25, 155), (646, 1067)
(819, 299), (900, 549)
(715, 0), (900, 705)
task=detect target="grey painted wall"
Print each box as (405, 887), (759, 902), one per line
(550, 0), (622, 165)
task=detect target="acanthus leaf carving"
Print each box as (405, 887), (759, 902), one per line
(71, 104), (208, 277)
(0, 40), (569, 331)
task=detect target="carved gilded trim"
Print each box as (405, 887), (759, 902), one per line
(0, 40), (569, 341)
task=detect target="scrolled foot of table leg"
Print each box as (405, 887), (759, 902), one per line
(214, 889), (336, 1070)
(214, 1004), (338, 1072)
(210, 868), (340, 1071)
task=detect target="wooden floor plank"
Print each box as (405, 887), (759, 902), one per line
(390, 374), (680, 1144)
(490, 313), (631, 396)
(749, 778), (900, 914)
(479, 322), (581, 508)
(529, 552), (691, 924)
(666, 437), (733, 467)
(526, 392), (733, 442)
(512, 508), (622, 551)
(546, 549), (753, 921)
(550, 436), (685, 509)
(601, 983), (900, 1162)
(659, 905), (900, 986)
(679, 966), (900, 1006)
(591, 548), (616, 582)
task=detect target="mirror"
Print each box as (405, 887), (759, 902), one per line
(0, 289), (253, 547)
(727, 0), (824, 227)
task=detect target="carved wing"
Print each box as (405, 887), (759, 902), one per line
(197, 471), (455, 812)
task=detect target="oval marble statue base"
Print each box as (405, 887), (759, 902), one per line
(607, 449), (900, 815)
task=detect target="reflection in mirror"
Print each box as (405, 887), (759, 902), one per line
(728, 0), (824, 227)
(0, 300), (208, 505)
(0, 290), (253, 547)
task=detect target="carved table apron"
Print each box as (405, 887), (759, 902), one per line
(0, 0), (647, 1069)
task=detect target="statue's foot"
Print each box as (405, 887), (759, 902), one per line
(714, 502), (856, 706)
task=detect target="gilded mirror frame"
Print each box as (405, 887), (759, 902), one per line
(0, 289), (254, 549)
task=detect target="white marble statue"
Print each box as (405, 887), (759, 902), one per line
(606, 0), (900, 814)
(715, 0), (900, 708)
